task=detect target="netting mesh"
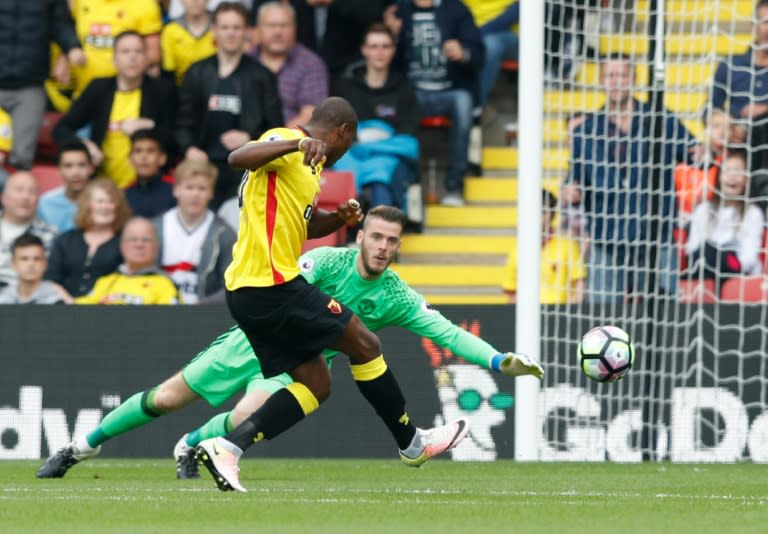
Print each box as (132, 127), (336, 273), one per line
(534, 0), (768, 462)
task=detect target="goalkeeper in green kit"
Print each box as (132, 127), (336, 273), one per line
(37, 206), (543, 480)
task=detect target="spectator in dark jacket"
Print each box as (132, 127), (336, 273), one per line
(124, 129), (176, 218)
(45, 178), (131, 297)
(334, 23), (420, 208)
(0, 0), (84, 169)
(386, 0), (484, 207)
(177, 2), (283, 209)
(334, 24), (420, 136)
(52, 31), (176, 189)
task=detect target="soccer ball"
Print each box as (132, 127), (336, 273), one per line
(578, 325), (635, 382)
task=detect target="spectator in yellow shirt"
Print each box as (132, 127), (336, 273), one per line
(161, 0), (217, 86)
(503, 189), (586, 304)
(69, 0), (163, 96)
(53, 31), (176, 189)
(76, 216), (180, 305)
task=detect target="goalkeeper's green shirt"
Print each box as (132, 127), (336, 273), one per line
(300, 247), (499, 368)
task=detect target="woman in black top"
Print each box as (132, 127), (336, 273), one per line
(45, 178), (132, 297)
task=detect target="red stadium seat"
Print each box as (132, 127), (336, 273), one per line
(501, 60), (519, 71)
(419, 115), (452, 128)
(678, 279), (717, 304)
(721, 276), (768, 302)
(36, 112), (63, 163)
(31, 164), (62, 194)
(318, 170), (356, 209)
(311, 170), (357, 247)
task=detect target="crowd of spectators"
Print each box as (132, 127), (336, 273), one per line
(3, 0), (768, 306)
(0, 0), (521, 305)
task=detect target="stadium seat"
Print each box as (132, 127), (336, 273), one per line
(303, 170), (357, 250)
(501, 60), (518, 71)
(721, 276), (768, 302)
(318, 170), (356, 209)
(31, 164), (62, 194)
(36, 112), (63, 163)
(420, 116), (451, 128)
(543, 90), (706, 114)
(599, 33), (752, 56)
(678, 279), (717, 304)
(634, 1), (753, 23)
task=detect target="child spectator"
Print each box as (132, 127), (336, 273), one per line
(0, 234), (72, 304)
(161, 0), (217, 86)
(76, 217), (180, 304)
(45, 178), (131, 297)
(153, 159), (236, 304)
(684, 149), (764, 284)
(124, 129), (176, 218)
(37, 141), (95, 232)
(674, 110), (737, 218)
(502, 189), (586, 304)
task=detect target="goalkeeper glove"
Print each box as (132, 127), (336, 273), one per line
(490, 352), (544, 379)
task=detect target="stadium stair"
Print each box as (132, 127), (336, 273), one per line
(392, 0), (754, 304)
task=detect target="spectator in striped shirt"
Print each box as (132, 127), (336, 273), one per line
(249, 1), (328, 128)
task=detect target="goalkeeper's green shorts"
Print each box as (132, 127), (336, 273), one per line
(181, 325), (293, 408)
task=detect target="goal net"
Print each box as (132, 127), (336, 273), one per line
(531, 0), (768, 462)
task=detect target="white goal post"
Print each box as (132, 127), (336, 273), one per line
(515, 0), (768, 463)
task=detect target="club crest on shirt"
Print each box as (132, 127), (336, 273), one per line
(327, 298), (342, 314)
(299, 258), (314, 273)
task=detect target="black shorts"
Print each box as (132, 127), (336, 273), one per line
(226, 277), (353, 378)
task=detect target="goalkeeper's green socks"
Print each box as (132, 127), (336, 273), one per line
(184, 412), (234, 448)
(78, 389), (164, 450)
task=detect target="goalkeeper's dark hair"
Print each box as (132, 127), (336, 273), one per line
(11, 233), (45, 255)
(757, 0), (768, 14)
(365, 205), (407, 229)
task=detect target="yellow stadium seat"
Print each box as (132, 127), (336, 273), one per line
(483, 147), (569, 171)
(635, 0), (753, 23)
(543, 90), (707, 114)
(599, 33), (751, 56)
(576, 62), (715, 88)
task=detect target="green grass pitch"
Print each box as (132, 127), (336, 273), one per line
(1, 460), (766, 533)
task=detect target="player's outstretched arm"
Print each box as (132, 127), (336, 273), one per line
(227, 135), (319, 170)
(307, 199), (363, 239)
(397, 292), (544, 379)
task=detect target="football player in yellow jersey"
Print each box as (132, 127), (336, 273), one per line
(161, 0), (216, 86)
(196, 97), (470, 492)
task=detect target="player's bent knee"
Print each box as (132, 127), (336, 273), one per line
(231, 390), (272, 426)
(153, 373), (197, 412)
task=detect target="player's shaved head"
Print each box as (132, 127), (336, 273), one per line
(308, 97), (358, 130)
